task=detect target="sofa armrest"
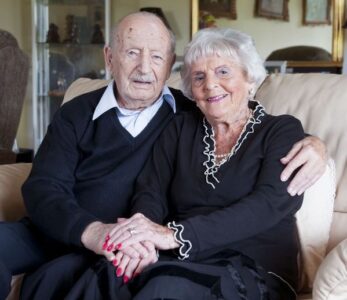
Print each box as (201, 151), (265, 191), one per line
(313, 238), (347, 300)
(0, 149), (17, 164)
(0, 163), (31, 221)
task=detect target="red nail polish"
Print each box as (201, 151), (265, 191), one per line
(112, 259), (118, 266)
(105, 234), (110, 242)
(102, 242), (108, 250)
(123, 275), (129, 284)
(116, 267), (122, 277)
(116, 243), (122, 249)
(107, 243), (114, 252)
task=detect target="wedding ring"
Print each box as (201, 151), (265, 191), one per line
(128, 228), (136, 236)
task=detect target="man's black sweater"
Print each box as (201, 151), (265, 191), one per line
(22, 86), (195, 247)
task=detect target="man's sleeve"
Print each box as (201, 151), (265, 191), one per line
(22, 106), (98, 247)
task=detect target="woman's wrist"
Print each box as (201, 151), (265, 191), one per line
(165, 226), (180, 249)
(167, 221), (192, 260)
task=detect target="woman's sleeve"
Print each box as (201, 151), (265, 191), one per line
(177, 116), (305, 260)
(131, 117), (181, 224)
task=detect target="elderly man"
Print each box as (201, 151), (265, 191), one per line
(0, 12), (326, 299)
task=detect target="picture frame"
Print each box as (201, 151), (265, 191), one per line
(255, 0), (289, 21)
(198, 0), (237, 20)
(303, 0), (331, 25)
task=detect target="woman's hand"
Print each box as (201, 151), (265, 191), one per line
(280, 136), (327, 196)
(114, 241), (158, 282)
(107, 213), (179, 251)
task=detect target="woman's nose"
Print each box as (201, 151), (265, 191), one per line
(204, 74), (218, 90)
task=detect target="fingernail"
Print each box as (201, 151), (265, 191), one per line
(107, 243), (114, 252)
(112, 259), (118, 266)
(105, 234), (110, 242)
(102, 242), (108, 250)
(123, 275), (129, 284)
(116, 267), (122, 277)
(116, 243), (122, 250)
(281, 175), (287, 182)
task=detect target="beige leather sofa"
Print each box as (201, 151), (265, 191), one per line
(1, 73), (347, 299)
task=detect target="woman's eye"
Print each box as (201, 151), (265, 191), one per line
(217, 68), (230, 76)
(192, 74), (204, 85)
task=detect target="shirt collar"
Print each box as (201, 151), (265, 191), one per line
(92, 80), (176, 120)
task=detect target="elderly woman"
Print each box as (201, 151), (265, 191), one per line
(102, 28), (304, 299)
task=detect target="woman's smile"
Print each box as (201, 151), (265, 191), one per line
(206, 94), (228, 103)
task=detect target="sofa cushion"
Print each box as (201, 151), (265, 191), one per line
(0, 163), (31, 221)
(296, 158), (336, 290)
(313, 238), (347, 300)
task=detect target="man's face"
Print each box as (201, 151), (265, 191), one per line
(104, 15), (174, 110)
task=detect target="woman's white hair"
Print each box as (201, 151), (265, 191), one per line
(180, 27), (267, 100)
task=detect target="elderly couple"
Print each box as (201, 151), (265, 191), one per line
(1, 12), (327, 300)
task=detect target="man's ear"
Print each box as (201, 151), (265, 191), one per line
(166, 53), (176, 80)
(104, 46), (112, 70)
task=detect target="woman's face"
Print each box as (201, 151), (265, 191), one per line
(190, 54), (251, 123)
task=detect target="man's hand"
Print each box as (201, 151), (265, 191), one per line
(81, 221), (152, 263)
(280, 136), (327, 196)
(81, 221), (119, 262)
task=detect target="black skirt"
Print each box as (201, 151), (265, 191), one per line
(20, 250), (296, 300)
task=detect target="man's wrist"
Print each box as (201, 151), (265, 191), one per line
(81, 221), (103, 247)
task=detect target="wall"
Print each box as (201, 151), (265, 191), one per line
(111, 0), (191, 56)
(214, 0), (332, 60)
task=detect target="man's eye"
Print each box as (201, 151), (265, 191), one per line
(152, 55), (163, 61)
(128, 50), (138, 57)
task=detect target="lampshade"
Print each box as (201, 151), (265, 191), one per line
(140, 7), (171, 30)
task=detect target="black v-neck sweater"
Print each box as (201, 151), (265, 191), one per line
(22, 86), (195, 246)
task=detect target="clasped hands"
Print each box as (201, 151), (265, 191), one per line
(81, 213), (178, 283)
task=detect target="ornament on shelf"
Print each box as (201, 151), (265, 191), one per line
(46, 23), (60, 43)
(63, 14), (79, 44)
(90, 24), (104, 44)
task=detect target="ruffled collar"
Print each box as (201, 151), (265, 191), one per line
(202, 100), (266, 189)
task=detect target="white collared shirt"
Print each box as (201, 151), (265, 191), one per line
(93, 80), (176, 137)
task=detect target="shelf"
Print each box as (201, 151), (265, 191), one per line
(32, 0), (110, 151)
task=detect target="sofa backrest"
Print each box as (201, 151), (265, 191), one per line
(63, 73), (347, 253)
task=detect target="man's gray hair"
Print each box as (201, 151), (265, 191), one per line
(180, 28), (267, 100)
(109, 11), (176, 54)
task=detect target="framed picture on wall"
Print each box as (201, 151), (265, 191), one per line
(303, 0), (331, 25)
(199, 0), (237, 20)
(255, 0), (289, 21)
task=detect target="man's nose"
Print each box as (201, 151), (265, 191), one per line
(138, 53), (151, 74)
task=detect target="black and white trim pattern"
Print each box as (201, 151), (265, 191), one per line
(202, 100), (265, 189)
(167, 221), (192, 260)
